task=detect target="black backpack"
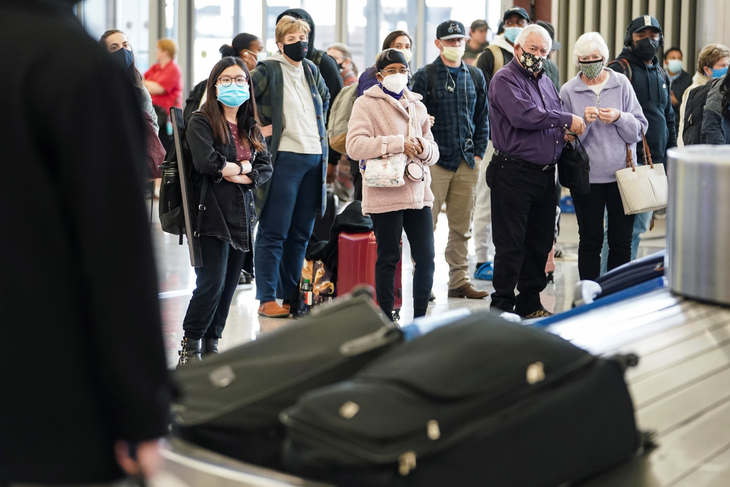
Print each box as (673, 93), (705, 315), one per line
(683, 78), (722, 145)
(158, 108), (207, 266)
(183, 79), (207, 122)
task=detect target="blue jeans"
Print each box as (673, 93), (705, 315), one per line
(600, 209), (652, 276)
(182, 236), (247, 339)
(255, 151), (322, 303)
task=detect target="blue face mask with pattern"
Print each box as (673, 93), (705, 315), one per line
(217, 83), (250, 107)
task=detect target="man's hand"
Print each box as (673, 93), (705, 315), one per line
(570, 114), (586, 135)
(327, 163), (337, 183)
(429, 115), (435, 127)
(597, 108), (620, 124)
(584, 106), (599, 124)
(564, 133), (576, 142)
(671, 90), (678, 106)
(115, 440), (164, 479)
(260, 125), (273, 138)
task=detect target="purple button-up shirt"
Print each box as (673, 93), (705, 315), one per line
(489, 58), (573, 165)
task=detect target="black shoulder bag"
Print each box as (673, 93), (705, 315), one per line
(557, 136), (590, 195)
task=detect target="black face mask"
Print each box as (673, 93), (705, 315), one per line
(283, 41), (308, 62)
(111, 47), (135, 69)
(632, 38), (660, 61)
(337, 62), (345, 72)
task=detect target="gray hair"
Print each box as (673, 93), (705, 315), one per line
(573, 32), (609, 65)
(514, 24), (552, 51)
(327, 42), (352, 59)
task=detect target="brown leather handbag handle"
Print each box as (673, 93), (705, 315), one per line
(625, 143), (636, 171)
(640, 129), (654, 168)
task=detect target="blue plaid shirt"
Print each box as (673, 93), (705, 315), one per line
(412, 57), (489, 172)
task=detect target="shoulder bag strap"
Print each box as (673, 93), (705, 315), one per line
(640, 129), (654, 168)
(625, 143), (636, 172)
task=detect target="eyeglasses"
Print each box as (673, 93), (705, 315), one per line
(217, 76), (248, 87)
(381, 68), (410, 76)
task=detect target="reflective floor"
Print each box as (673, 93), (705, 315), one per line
(151, 198), (667, 367)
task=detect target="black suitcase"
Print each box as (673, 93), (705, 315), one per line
(281, 311), (645, 487)
(172, 290), (400, 469)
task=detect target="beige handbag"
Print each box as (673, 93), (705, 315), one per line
(615, 131), (668, 215)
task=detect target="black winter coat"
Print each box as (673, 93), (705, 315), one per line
(609, 48), (677, 162)
(185, 113), (273, 254)
(0, 0), (172, 483)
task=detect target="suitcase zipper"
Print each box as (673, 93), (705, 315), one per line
(398, 451), (417, 476)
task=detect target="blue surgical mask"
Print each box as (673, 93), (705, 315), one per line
(504, 27), (523, 44)
(666, 59), (683, 73)
(711, 66), (728, 78)
(217, 83), (250, 107)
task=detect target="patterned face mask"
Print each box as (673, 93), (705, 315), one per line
(578, 59), (605, 80)
(519, 49), (545, 73)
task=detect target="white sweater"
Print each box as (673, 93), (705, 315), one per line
(270, 53), (322, 155)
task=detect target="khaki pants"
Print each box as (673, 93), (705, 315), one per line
(430, 160), (480, 289)
(473, 141), (496, 263)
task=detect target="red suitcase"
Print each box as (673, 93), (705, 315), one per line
(338, 232), (403, 315)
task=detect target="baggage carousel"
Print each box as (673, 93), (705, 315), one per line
(160, 284), (730, 486)
(160, 146), (730, 486)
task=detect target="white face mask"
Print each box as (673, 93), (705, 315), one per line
(441, 45), (465, 62)
(381, 72), (409, 93)
(395, 48), (412, 64)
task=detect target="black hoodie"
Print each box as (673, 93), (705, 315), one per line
(609, 47), (677, 162)
(277, 9), (343, 139)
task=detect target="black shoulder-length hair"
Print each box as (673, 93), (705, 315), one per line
(99, 29), (145, 91)
(200, 56), (265, 153)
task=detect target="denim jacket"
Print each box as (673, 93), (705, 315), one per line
(185, 113), (273, 252)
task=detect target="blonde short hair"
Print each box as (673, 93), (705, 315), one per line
(157, 38), (178, 59)
(275, 15), (310, 45)
(697, 44), (730, 73)
(573, 32), (609, 66)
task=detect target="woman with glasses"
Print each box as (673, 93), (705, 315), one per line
(347, 49), (439, 320)
(178, 56), (272, 364)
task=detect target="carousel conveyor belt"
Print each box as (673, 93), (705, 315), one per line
(160, 287), (730, 486)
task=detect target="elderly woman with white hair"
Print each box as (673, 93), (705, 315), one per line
(560, 32), (648, 280)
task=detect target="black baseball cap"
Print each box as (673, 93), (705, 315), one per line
(624, 15), (663, 46)
(536, 20), (561, 51)
(470, 19), (489, 31)
(503, 7), (530, 22)
(437, 20), (469, 40)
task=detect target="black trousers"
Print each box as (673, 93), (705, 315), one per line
(182, 236), (247, 340)
(371, 207), (435, 318)
(571, 182), (635, 280)
(487, 155), (557, 315)
(349, 157), (363, 201)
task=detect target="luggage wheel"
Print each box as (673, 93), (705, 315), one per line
(392, 309), (401, 322)
(547, 271), (554, 283)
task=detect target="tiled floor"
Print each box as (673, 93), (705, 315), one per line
(152, 198), (667, 367)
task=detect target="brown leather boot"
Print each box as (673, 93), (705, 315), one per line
(258, 301), (291, 318)
(447, 282), (488, 299)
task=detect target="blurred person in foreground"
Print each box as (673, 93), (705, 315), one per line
(0, 0), (172, 484)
